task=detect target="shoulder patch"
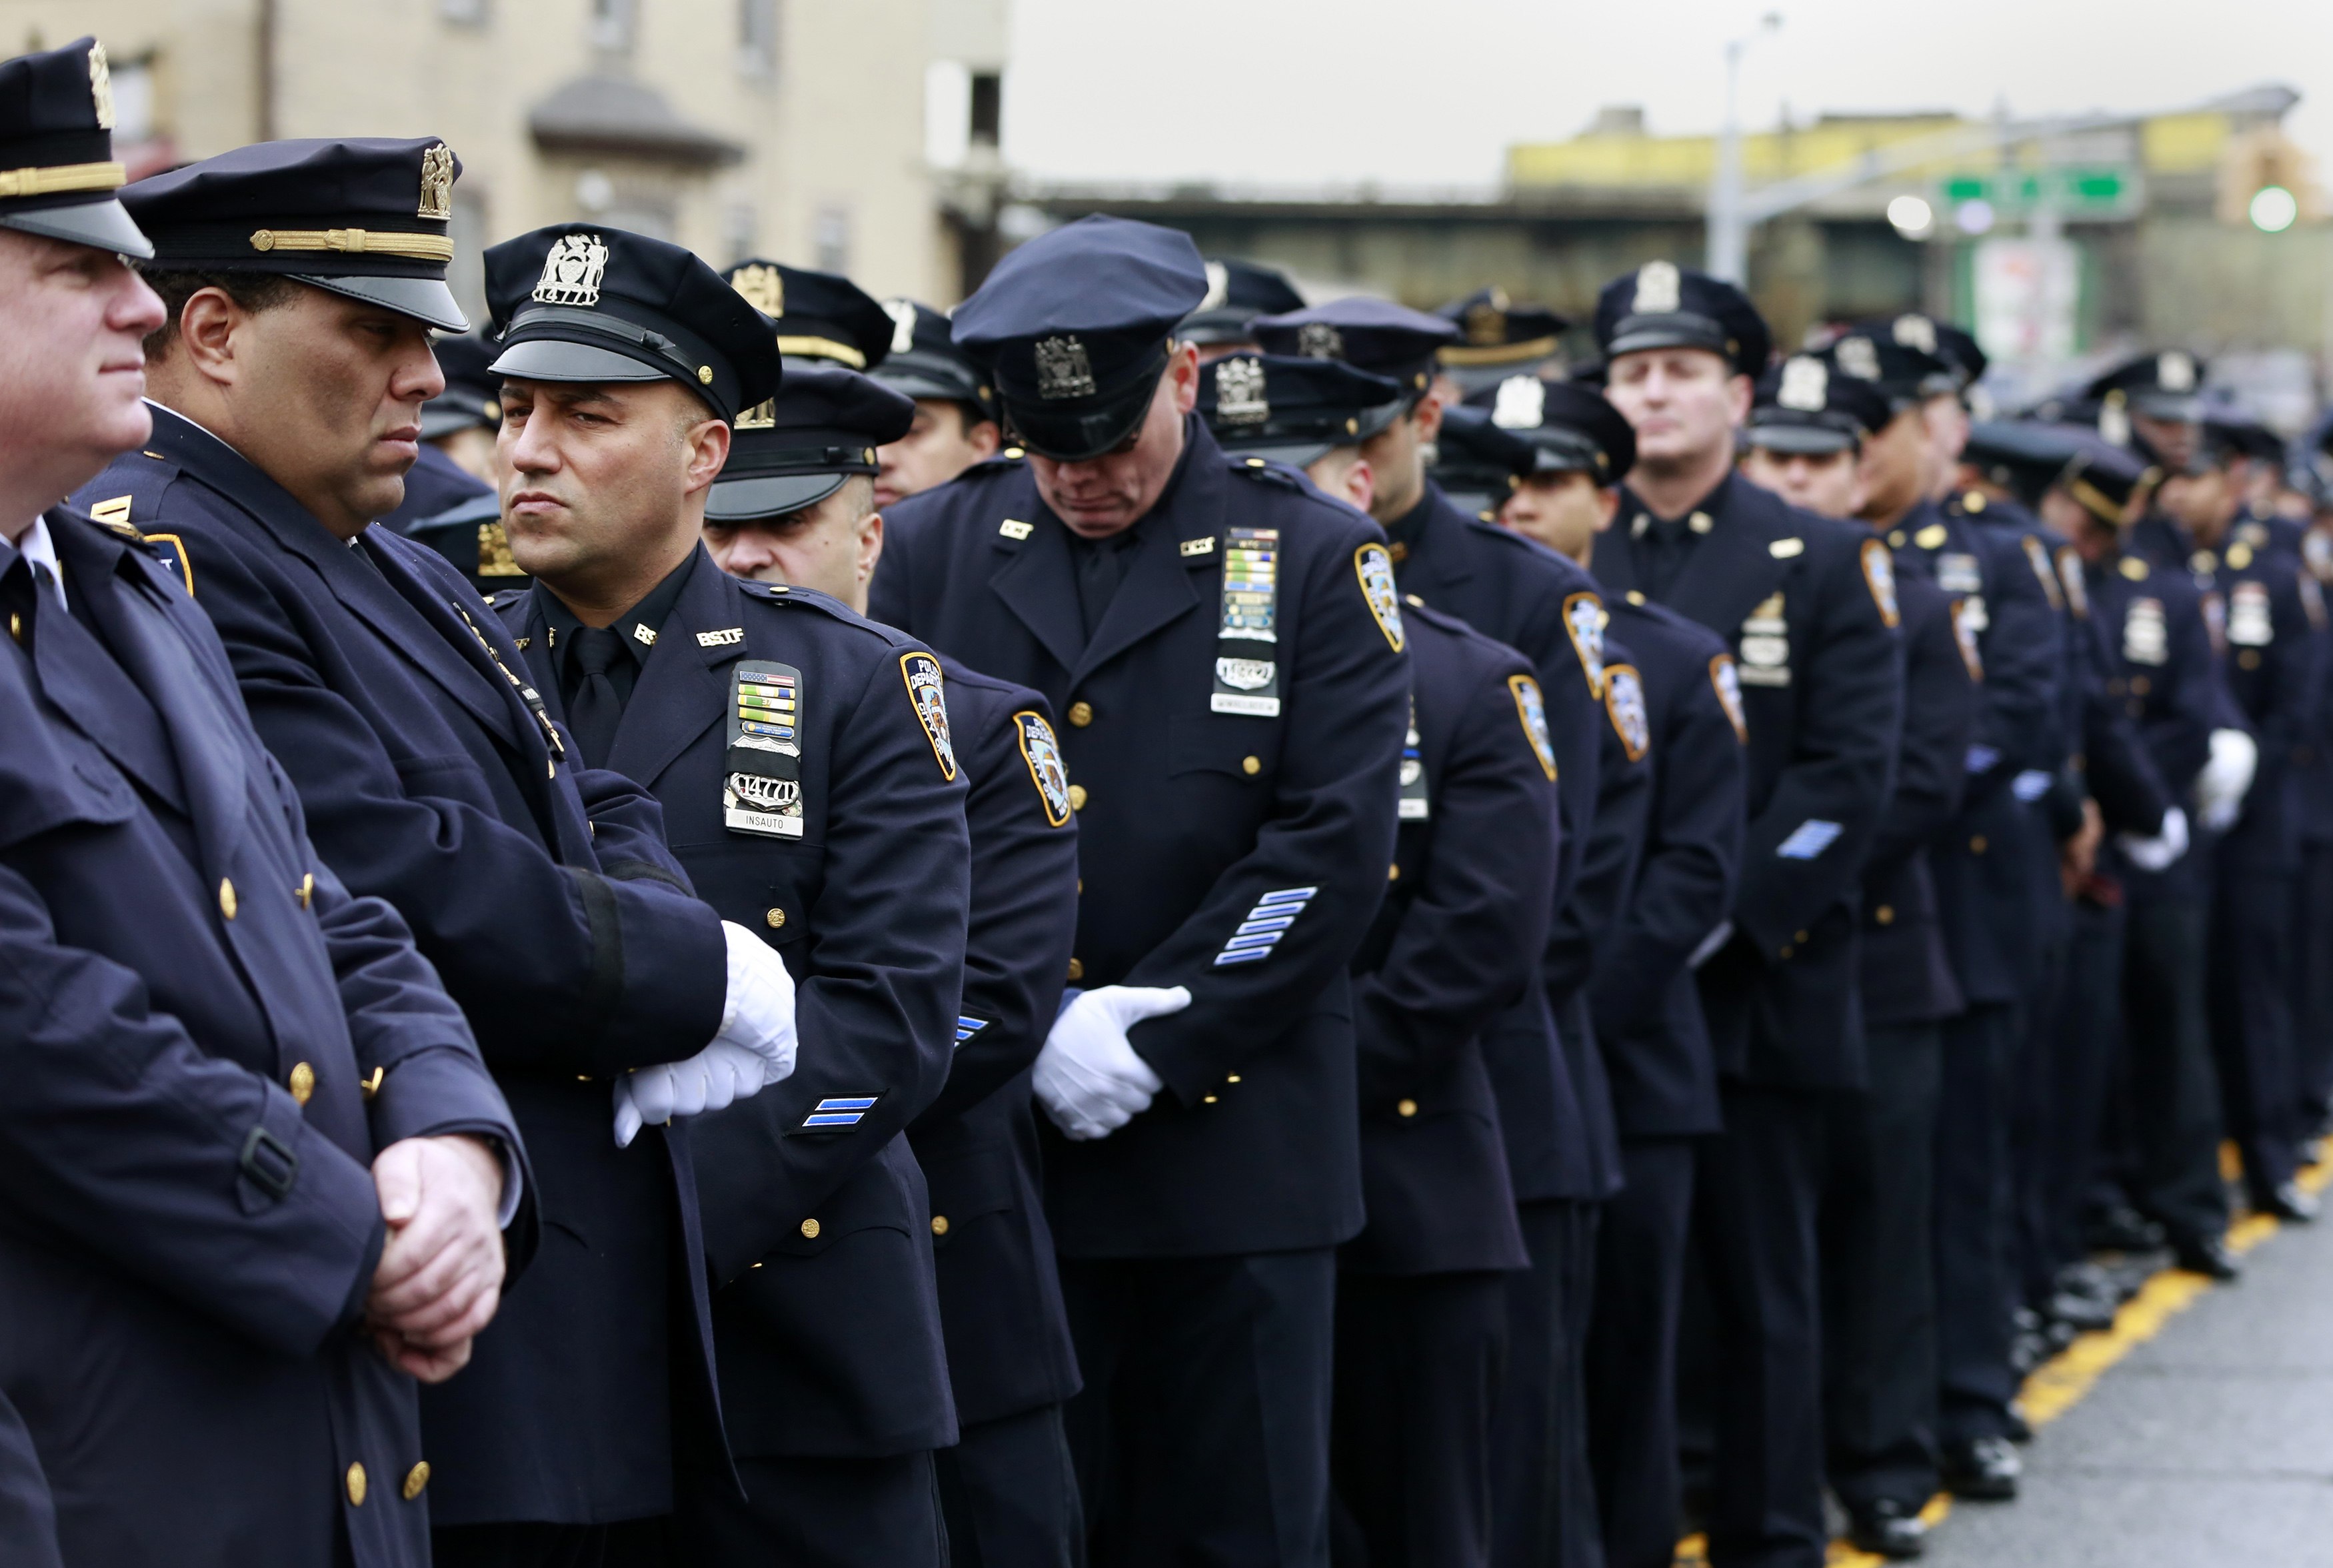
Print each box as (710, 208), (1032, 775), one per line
(1951, 596), (1986, 680)
(1354, 542), (1404, 652)
(1709, 654), (1749, 743)
(2056, 546), (2090, 618)
(899, 652), (957, 780)
(1860, 538), (1900, 628)
(2023, 534), (2064, 611)
(1562, 590), (1607, 696)
(2301, 573), (2327, 633)
(1014, 708), (1073, 828)
(1508, 674), (1558, 781)
(141, 532), (193, 596)
(1602, 664), (1650, 762)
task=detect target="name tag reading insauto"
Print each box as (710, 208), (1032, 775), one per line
(725, 660), (805, 839)
(1212, 526), (1282, 717)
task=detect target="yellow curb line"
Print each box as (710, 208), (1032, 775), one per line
(1676, 1142), (2333, 1568)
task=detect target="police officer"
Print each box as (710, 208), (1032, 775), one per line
(1198, 349), (1410, 514)
(1254, 293), (1622, 1568)
(389, 332), (518, 594)
(2086, 350), (2209, 486)
(696, 357), (1085, 1568)
(869, 215), (1410, 1567)
(1491, 375), (1753, 1568)
(2041, 434), (2236, 1278)
(85, 159), (804, 1564)
(1, 48), (530, 1564)
(1589, 262), (1904, 1568)
(871, 295), (1006, 504)
(1433, 285), (1570, 402)
(723, 254), (897, 371)
(482, 233), (974, 1564)
(1181, 255), (1306, 362)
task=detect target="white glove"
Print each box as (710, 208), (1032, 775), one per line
(2193, 728), (2258, 833)
(612, 920), (799, 1148)
(2116, 804), (2190, 874)
(1033, 985), (1189, 1141)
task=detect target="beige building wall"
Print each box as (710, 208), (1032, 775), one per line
(3, 0), (947, 315)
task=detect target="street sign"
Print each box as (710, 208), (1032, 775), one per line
(1939, 167), (2142, 219)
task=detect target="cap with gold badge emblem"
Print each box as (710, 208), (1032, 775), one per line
(0, 37), (151, 257)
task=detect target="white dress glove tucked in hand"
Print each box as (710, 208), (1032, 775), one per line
(613, 920), (801, 1148)
(2116, 803), (2190, 874)
(1033, 985), (1190, 1142)
(2193, 728), (2258, 834)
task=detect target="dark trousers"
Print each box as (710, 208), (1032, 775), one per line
(1585, 1139), (1696, 1568)
(673, 1452), (945, 1567)
(1490, 1201), (1600, 1568)
(2123, 898), (2230, 1243)
(937, 1402), (1083, 1568)
(2010, 929), (2072, 1307)
(1822, 1023), (1942, 1507)
(1061, 1249), (1335, 1568)
(2045, 900), (2126, 1273)
(2210, 864), (2302, 1199)
(1693, 1084), (1830, 1568)
(1934, 1003), (2018, 1444)
(2291, 844), (2333, 1126)
(1330, 1269), (1509, 1568)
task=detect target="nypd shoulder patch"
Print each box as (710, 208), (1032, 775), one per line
(1015, 708), (1073, 828)
(1708, 654), (1749, 744)
(1860, 538), (1900, 628)
(1562, 590), (1606, 696)
(1508, 674), (1558, 782)
(1354, 542), (1404, 652)
(899, 652), (957, 781)
(1603, 664), (1651, 763)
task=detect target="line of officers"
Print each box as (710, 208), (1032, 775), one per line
(5, 36), (2330, 1568)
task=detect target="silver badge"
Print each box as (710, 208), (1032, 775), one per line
(883, 298), (919, 355)
(1631, 261), (1681, 315)
(1492, 375), (1546, 429)
(1777, 357), (1829, 412)
(2228, 580), (2273, 646)
(1892, 313), (1938, 355)
(1216, 656), (1277, 691)
(1834, 336), (1882, 383)
(2098, 395), (2132, 448)
(2124, 597), (2168, 665)
(2158, 351), (2196, 393)
(1296, 322), (1344, 361)
(533, 232), (609, 308)
(1214, 356), (1270, 425)
(1034, 336), (1096, 400)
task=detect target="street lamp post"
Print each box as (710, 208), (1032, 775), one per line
(1707, 12), (1782, 285)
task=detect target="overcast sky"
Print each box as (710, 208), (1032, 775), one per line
(1001, 0), (2333, 192)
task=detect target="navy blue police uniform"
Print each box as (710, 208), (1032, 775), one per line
(82, 161), (757, 1561)
(1331, 600), (1550, 1568)
(2, 501), (530, 1568)
(2286, 527), (2333, 1139)
(1584, 592), (1748, 1568)
(0, 1388), (58, 1568)
(1253, 295), (1620, 1568)
(869, 216), (1410, 1568)
(1586, 263), (1904, 1568)
(478, 237), (972, 1566)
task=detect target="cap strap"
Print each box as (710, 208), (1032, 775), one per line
(0, 160), (126, 199)
(249, 227), (455, 262)
(774, 335), (866, 369)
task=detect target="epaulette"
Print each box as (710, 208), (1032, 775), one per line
(1226, 454), (1304, 490)
(740, 578), (917, 645)
(961, 447), (1029, 478)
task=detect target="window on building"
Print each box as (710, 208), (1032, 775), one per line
(813, 204), (851, 276)
(589, 0), (635, 53)
(969, 72), (1001, 147)
(107, 55), (155, 143)
(739, 0), (779, 77)
(722, 203), (759, 265)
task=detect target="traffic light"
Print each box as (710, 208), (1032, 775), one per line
(2217, 125), (2322, 229)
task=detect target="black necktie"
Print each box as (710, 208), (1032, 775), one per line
(566, 625), (626, 770)
(1640, 518), (1694, 602)
(1074, 536), (1133, 640)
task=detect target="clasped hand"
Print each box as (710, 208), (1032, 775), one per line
(614, 920), (799, 1148)
(1033, 984), (1191, 1140)
(365, 1134), (507, 1383)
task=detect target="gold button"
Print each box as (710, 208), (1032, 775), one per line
(1396, 1099), (1418, 1118)
(931, 1215), (949, 1237)
(289, 1062), (315, 1106)
(1794, 930), (1809, 944)
(765, 907), (786, 929)
(1068, 700), (1094, 728)
(402, 1463), (430, 1502)
(1388, 864), (1401, 881)
(1203, 1094), (1219, 1104)
(1068, 784), (1088, 810)
(218, 878), (237, 920)
(800, 1217), (821, 1239)
(296, 872), (315, 910)
(2130, 676), (2152, 695)
(1876, 906), (1894, 925)
(1780, 945), (1795, 959)
(1241, 756), (1260, 776)
(1067, 958), (1085, 982)
(2240, 650), (2262, 669)
(697, 365), (714, 384)
(1970, 835), (1988, 854)
(346, 1463), (367, 1506)
(1226, 1074), (1241, 1084)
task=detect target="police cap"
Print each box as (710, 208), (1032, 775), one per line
(1593, 261), (1770, 377)
(125, 137), (467, 330)
(871, 297), (995, 422)
(2083, 351), (2206, 424)
(723, 257), (893, 371)
(1432, 403), (1537, 512)
(1963, 420), (2080, 508)
(1435, 286), (1570, 369)
(1817, 326), (1950, 412)
(1198, 352), (1406, 468)
(0, 38), (148, 257)
(1886, 312), (1987, 392)
(2202, 411), (2285, 467)
(484, 223), (780, 423)
(950, 215), (1206, 461)
(1747, 355), (1896, 456)
(707, 365), (913, 522)
(421, 332), (501, 438)
(1181, 257), (1306, 347)
(1466, 375), (1636, 481)
(1251, 297), (1458, 398)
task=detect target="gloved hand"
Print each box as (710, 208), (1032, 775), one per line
(611, 921), (799, 1148)
(2194, 728), (2258, 833)
(2116, 803), (2190, 874)
(1033, 985), (1190, 1141)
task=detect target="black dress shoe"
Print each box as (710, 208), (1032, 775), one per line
(2084, 1205), (2166, 1253)
(2256, 1181), (2319, 1223)
(2172, 1231), (2241, 1280)
(1845, 1498), (1929, 1559)
(1940, 1435), (2020, 1501)
(2046, 1286), (2118, 1333)
(2005, 1402), (2034, 1443)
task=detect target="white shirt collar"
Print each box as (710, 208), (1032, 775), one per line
(17, 515), (67, 611)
